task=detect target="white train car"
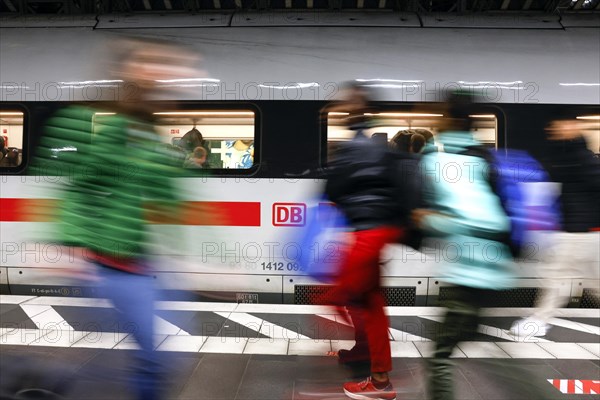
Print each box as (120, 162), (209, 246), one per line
(1, 12), (599, 305)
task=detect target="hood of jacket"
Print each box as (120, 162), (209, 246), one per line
(436, 131), (479, 154)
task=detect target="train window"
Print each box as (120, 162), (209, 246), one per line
(577, 115), (600, 154)
(0, 110), (24, 168)
(152, 110), (256, 169)
(325, 110), (497, 161)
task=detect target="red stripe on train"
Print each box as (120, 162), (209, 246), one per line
(0, 199), (58, 222)
(0, 198), (21, 221)
(0, 198), (261, 226)
(181, 201), (261, 226)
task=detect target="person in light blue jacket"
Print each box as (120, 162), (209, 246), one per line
(412, 97), (515, 400)
(417, 131), (515, 290)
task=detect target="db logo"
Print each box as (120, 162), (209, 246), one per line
(272, 203), (306, 226)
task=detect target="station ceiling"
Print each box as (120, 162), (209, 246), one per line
(1, 0), (599, 15)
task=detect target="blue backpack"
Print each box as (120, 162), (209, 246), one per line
(464, 147), (562, 258)
(297, 200), (348, 282)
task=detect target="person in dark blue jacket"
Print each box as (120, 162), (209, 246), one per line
(324, 82), (420, 400)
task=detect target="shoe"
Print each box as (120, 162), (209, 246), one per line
(509, 318), (549, 337)
(343, 377), (397, 400)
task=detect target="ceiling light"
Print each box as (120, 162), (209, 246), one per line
(153, 111), (255, 116)
(364, 113), (443, 117)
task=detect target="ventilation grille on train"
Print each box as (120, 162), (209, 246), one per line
(438, 287), (539, 307)
(294, 285), (416, 306)
(580, 289), (600, 308)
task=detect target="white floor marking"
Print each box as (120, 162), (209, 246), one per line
(1, 295), (597, 359)
(20, 305), (74, 331)
(154, 316), (190, 336)
(549, 317), (600, 336)
(420, 315), (553, 343)
(215, 312), (310, 340)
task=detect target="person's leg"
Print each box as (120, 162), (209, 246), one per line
(327, 230), (378, 367)
(337, 304), (372, 379)
(359, 227), (400, 379)
(511, 232), (571, 337)
(338, 304), (370, 363)
(364, 290), (391, 376)
(98, 266), (161, 400)
(429, 286), (482, 400)
(578, 232), (600, 300)
(348, 306), (369, 354)
(342, 227), (400, 399)
(531, 232), (573, 323)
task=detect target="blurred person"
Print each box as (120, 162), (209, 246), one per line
(390, 130), (412, 153)
(0, 136), (8, 166)
(409, 133), (426, 154)
(411, 93), (515, 400)
(510, 116), (600, 337)
(413, 128), (434, 145)
(30, 36), (199, 400)
(390, 129), (433, 154)
(420, 130), (438, 155)
(179, 126), (204, 154)
(0, 137), (18, 167)
(391, 133), (427, 253)
(184, 145), (208, 168)
(323, 82), (420, 400)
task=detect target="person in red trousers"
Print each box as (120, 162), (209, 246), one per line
(324, 82), (420, 400)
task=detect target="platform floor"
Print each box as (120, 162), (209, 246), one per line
(1, 295), (599, 399)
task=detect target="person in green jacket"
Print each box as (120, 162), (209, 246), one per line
(32, 37), (193, 400)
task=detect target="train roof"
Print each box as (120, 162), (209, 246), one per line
(1, 13), (598, 104)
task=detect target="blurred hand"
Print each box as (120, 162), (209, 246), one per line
(411, 208), (435, 228)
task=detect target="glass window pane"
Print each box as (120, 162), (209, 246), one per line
(0, 110), (24, 168)
(153, 111), (256, 169)
(326, 109), (497, 162)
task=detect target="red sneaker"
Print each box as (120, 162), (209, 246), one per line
(343, 377), (397, 400)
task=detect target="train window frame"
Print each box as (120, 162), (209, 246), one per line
(0, 105), (28, 174)
(150, 102), (261, 176)
(319, 102), (504, 167)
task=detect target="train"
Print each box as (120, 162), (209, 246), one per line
(1, 12), (599, 306)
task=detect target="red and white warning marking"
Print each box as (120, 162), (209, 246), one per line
(548, 379), (600, 395)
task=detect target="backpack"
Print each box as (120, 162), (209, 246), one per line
(387, 150), (424, 249)
(462, 147), (562, 258)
